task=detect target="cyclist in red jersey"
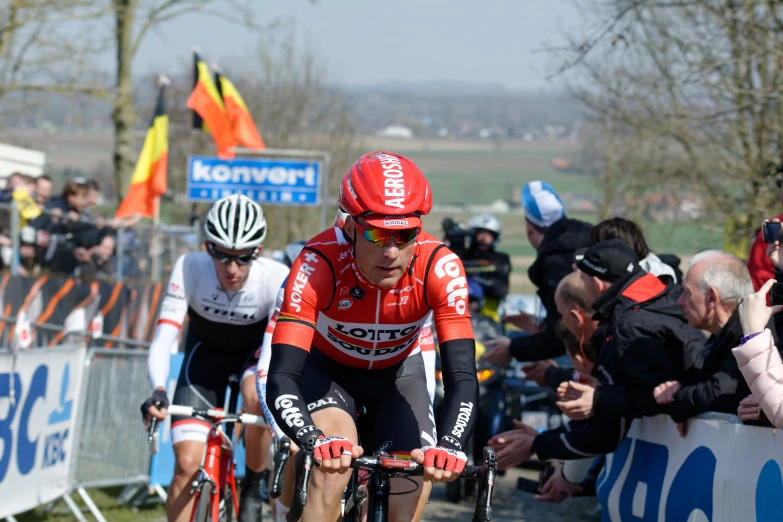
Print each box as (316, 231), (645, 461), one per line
(266, 151), (479, 521)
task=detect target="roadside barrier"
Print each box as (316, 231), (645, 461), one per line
(597, 413), (783, 522)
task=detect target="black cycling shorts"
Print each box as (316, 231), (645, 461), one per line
(300, 348), (436, 456)
(171, 328), (259, 444)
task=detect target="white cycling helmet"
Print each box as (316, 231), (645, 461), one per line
(468, 213), (502, 238)
(205, 194), (267, 250)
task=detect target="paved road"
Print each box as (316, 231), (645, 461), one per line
(152, 467), (600, 521)
(423, 467), (601, 522)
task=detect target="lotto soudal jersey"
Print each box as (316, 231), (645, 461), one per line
(157, 251), (289, 346)
(272, 227), (474, 369)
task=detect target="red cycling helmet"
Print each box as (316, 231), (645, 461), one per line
(339, 151), (432, 229)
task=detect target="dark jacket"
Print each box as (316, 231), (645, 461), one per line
(509, 217), (592, 361)
(590, 271), (707, 419)
(531, 274), (705, 461)
(669, 309), (776, 422)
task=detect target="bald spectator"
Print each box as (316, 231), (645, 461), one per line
(654, 250), (775, 432)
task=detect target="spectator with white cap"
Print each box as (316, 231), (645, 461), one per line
(485, 181), (592, 366)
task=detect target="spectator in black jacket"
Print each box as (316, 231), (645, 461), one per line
(653, 250), (771, 434)
(489, 240), (705, 467)
(484, 181), (592, 366)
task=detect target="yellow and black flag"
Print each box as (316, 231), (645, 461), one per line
(214, 69), (266, 150)
(115, 77), (168, 219)
(186, 50), (236, 158)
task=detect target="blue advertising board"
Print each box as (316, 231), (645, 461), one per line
(187, 156), (321, 205)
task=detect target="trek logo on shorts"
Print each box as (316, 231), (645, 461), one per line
(451, 401), (474, 439)
(274, 394), (305, 427)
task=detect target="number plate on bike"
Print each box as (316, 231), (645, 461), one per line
(380, 457), (418, 470)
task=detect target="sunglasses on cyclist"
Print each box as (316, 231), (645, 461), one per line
(207, 242), (256, 265)
(352, 221), (420, 247)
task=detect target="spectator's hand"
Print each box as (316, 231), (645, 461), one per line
(19, 245), (35, 259)
(504, 312), (543, 333)
(66, 210), (80, 222)
(94, 216), (106, 228)
(535, 462), (582, 503)
(738, 394), (761, 422)
(521, 359), (557, 386)
(483, 337), (513, 366)
(738, 279), (783, 336)
(0, 235), (11, 247)
(36, 230), (50, 247)
(50, 208), (62, 222)
(653, 381), (682, 405)
(73, 247), (91, 262)
(488, 419), (538, 470)
(556, 381), (595, 420)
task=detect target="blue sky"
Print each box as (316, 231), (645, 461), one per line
(133, 0), (583, 90)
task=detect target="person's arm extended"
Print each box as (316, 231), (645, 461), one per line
(437, 338), (479, 451)
(532, 416), (631, 461)
(509, 327), (566, 362)
(266, 343), (320, 444)
(669, 362), (746, 423)
(147, 255), (188, 391)
(733, 329), (783, 429)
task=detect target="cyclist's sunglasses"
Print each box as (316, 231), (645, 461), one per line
(207, 242), (256, 265)
(352, 221), (420, 247)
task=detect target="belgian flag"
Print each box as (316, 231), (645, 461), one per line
(115, 78), (168, 219)
(214, 69), (266, 150)
(187, 51), (236, 158)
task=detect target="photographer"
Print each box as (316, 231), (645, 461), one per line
(442, 213), (511, 323)
(733, 224), (783, 429)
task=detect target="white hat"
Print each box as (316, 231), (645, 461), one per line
(521, 181), (564, 228)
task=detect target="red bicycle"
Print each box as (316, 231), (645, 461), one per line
(148, 404), (267, 522)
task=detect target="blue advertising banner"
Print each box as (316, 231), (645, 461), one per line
(187, 156), (322, 205)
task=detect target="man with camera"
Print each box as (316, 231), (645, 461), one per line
(442, 212), (511, 323)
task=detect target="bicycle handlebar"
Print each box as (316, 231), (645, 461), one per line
(146, 404), (267, 455)
(286, 446), (497, 522)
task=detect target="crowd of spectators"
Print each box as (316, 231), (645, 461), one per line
(437, 180), (783, 504)
(0, 172), (140, 281)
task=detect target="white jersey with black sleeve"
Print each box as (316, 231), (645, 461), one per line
(147, 252), (289, 390)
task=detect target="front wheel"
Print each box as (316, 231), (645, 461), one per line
(193, 482), (214, 522)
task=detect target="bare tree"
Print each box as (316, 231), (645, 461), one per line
(554, 0), (783, 256)
(0, 1), (110, 100)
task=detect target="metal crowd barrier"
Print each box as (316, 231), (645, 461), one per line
(70, 349), (151, 492)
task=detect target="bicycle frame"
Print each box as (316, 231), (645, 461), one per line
(191, 416), (239, 522)
(149, 403), (267, 522)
